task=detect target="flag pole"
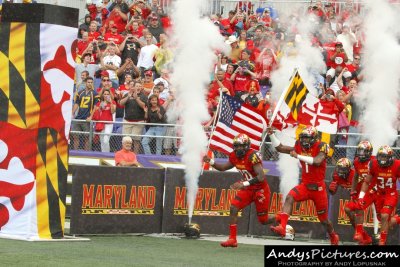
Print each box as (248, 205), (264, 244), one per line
(201, 89), (224, 175)
(260, 68), (298, 148)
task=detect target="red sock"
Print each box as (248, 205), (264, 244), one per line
(229, 224), (237, 240)
(355, 224), (363, 234)
(280, 212), (289, 230)
(380, 231), (387, 245)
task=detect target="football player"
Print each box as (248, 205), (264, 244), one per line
(347, 141), (374, 245)
(203, 133), (276, 247)
(358, 145), (400, 245)
(267, 126), (340, 245)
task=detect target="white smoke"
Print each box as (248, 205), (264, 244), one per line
(170, 0), (226, 222)
(358, 0), (400, 150)
(270, 10), (326, 199)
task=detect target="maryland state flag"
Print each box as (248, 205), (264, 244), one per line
(0, 4), (78, 240)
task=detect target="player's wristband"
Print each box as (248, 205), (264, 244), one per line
(359, 192), (365, 199)
(242, 181), (250, 187)
(297, 155), (314, 165)
(269, 133), (281, 148)
(209, 159), (215, 166)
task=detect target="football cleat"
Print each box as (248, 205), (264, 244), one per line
(270, 225), (286, 237)
(220, 238), (238, 247)
(353, 232), (363, 243)
(330, 232), (340, 245)
(359, 231), (372, 245)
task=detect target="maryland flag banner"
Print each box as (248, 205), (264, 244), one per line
(0, 4), (78, 240)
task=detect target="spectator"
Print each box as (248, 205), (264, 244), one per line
(138, 28), (158, 46)
(104, 24), (124, 45)
(75, 53), (100, 86)
(142, 94), (167, 155)
(88, 88), (116, 152)
(147, 13), (164, 42)
(74, 71), (89, 102)
(230, 49), (256, 98)
(142, 70), (154, 96)
(208, 68), (234, 100)
(125, 17), (144, 38)
(108, 0), (129, 24)
(137, 33), (159, 77)
(241, 80), (263, 108)
(87, 2), (109, 26)
(154, 33), (173, 76)
(225, 35), (241, 62)
(115, 136), (139, 167)
(101, 43), (121, 89)
(215, 53), (229, 72)
(87, 21), (100, 42)
(72, 77), (99, 150)
(153, 68), (170, 96)
(119, 80), (147, 154)
(116, 57), (140, 83)
(336, 24), (356, 61)
(119, 33), (142, 65)
(78, 14), (91, 39)
(76, 32), (90, 61)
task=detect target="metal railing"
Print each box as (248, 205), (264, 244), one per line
(70, 119), (400, 164)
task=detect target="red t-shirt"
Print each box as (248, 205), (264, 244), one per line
(77, 40), (90, 56)
(88, 31), (100, 42)
(104, 32), (124, 45)
(294, 140), (329, 184)
(115, 149), (137, 166)
(232, 73), (251, 92)
(208, 79), (234, 100)
(95, 100), (116, 122)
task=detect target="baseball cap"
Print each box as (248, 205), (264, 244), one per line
(101, 70), (109, 77)
(144, 70), (153, 76)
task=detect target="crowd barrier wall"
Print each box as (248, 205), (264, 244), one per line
(70, 165), (164, 234)
(68, 163), (400, 244)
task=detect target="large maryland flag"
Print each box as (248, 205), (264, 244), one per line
(271, 70), (339, 134)
(0, 4), (77, 240)
(270, 70), (340, 155)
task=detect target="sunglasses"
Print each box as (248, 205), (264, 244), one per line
(354, 58), (361, 60)
(102, 79), (110, 81)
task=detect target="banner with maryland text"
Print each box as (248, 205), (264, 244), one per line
(0, 5), (77, 240)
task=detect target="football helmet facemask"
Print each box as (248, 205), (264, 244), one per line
(299, 126), (318, 150)
(376, 145), (394, 168)
(336, 157), (351, 179)
(233, 133), (251, 158)
(356, 141), (373, 162)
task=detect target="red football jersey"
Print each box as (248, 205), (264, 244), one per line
(353, 156), (375, 192)
(229, 149), (266, 190)
(333, 168), (355, 190)
(294, 140), (329, 184)
(369, 159), (400, 194)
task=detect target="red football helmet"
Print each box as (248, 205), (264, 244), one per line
(336, 157), (352, 179)
(299, 126), (318, 149)
(233, 133), (250, 158)
(356, 140), (373, 162)
(376, 145), (394, 168)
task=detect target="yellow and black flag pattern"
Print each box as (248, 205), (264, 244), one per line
(284, 71), (309, 121)
(0, 4), (77, 240)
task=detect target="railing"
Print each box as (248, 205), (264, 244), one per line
(70, 119), (400, 164)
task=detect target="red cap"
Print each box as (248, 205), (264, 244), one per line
(144, 70), (153, 76)
(101, 70), (109, 77)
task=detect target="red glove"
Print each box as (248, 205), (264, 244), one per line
(255, 190), (266, 203)
(350, 191), (358, 201)
(329, 181), (338, 194)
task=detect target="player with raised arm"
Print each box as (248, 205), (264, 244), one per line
(203, 133), (277, 247)
(267, 126), (340, 245)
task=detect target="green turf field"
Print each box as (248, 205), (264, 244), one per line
(0, 236), (264, 267)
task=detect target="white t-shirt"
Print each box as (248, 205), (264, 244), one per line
(103, 54), (121, 80)
(137, 44), (158, 69)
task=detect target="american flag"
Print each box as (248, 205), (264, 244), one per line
(209, 94), (266, 155)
